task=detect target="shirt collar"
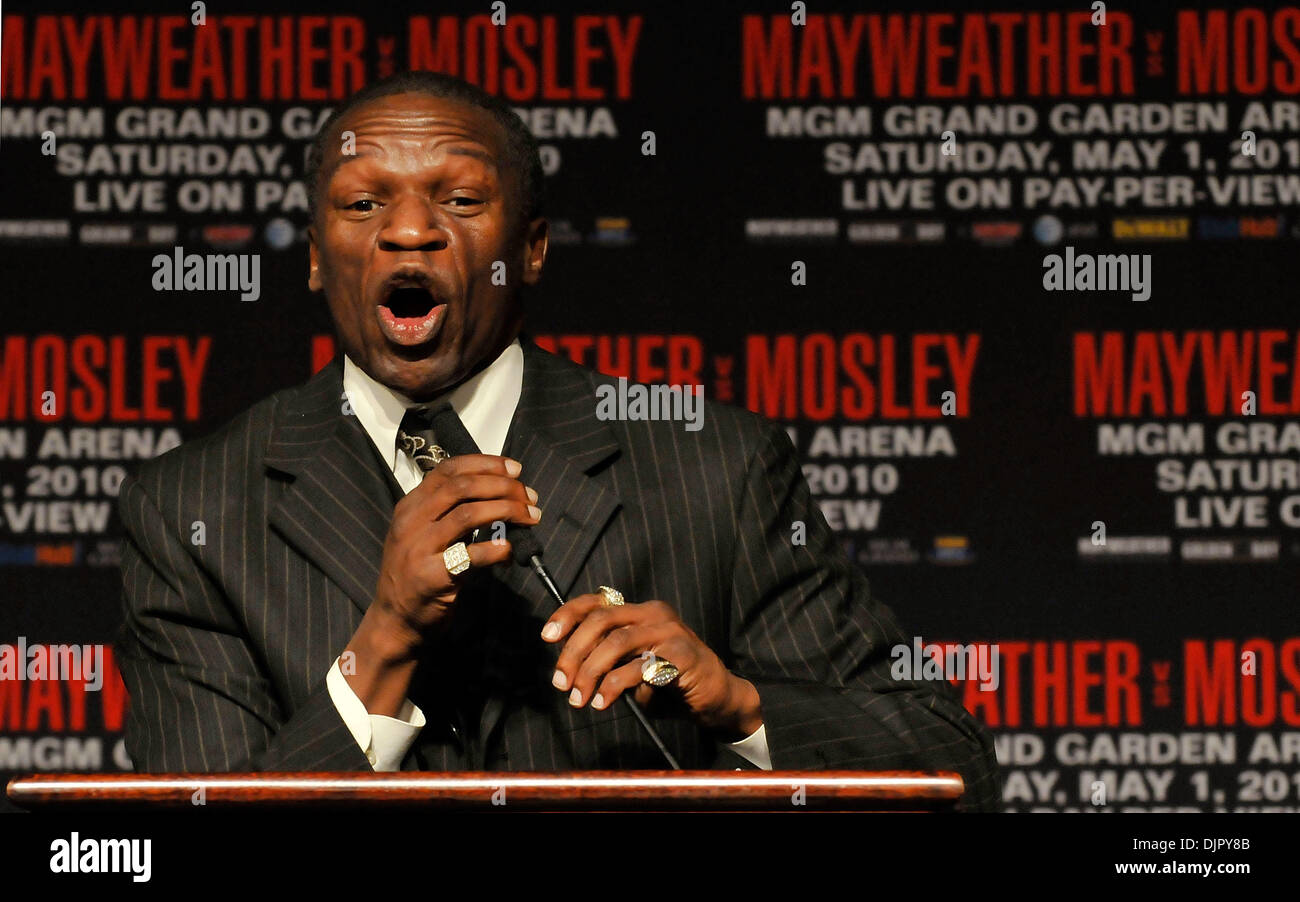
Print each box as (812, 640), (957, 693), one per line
(342, 338), (524, 469)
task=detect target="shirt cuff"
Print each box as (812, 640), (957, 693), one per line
(326, 657), (426, 771)
(726, 723), (772, 770)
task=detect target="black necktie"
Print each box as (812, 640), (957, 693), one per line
(396, 407), (450, 472)
(394, 405), (488, 768)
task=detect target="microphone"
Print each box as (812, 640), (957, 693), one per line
(427, 404), (682, 770)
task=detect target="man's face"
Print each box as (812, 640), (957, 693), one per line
(309, 92), (547, 400)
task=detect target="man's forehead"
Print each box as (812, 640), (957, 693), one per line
(322, 96), (504, 178)
(330, 94), (503, 160)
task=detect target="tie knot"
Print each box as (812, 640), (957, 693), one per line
(399, 406), (435, 437)
(397, 408), (448, 471)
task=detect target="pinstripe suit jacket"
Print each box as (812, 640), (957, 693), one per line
(115, 338), (1000, 809)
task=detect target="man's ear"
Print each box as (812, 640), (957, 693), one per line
(307, 224), (322, 292)
(521, 217), (548, 286)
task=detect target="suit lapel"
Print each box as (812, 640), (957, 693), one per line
(482, 339), (624, 755)
(495, 339), (623, 620)
(264, 357), (397, 617)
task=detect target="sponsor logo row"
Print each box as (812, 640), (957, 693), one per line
(745, 215), (1293, 244)
(1078, 535), (1294, 562)
(5, 535), (1295, 568)
(4, 215), (1291, 247)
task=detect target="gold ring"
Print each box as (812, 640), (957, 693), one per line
(641, 656), (680, 688)
(443, 542), (471, 576)
(597, 585), (625, 607)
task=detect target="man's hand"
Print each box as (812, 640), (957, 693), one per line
(371, 454), (540, 642)
(542, 594), (763, 741)
(343, 454), (541, 715)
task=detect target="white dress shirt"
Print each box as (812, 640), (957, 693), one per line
(325, 338), (771, 771)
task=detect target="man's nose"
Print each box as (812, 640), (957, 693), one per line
(377, 195), (448, 252)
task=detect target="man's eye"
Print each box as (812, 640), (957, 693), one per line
(447, 196), (483, 207)
(346, 199), (378, 212)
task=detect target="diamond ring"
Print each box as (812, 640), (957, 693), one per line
(443, 541), (471, 577)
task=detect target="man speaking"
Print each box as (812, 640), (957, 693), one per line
(115, 71), (999, 809)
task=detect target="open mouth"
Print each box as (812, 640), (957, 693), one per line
(376, 280), (446, 346)
(384, 286), (437, 318)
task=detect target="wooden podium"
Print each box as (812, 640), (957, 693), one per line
(8, 770), (963, 811)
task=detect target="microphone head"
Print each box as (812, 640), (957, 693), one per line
(510, 529), (544, 566)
